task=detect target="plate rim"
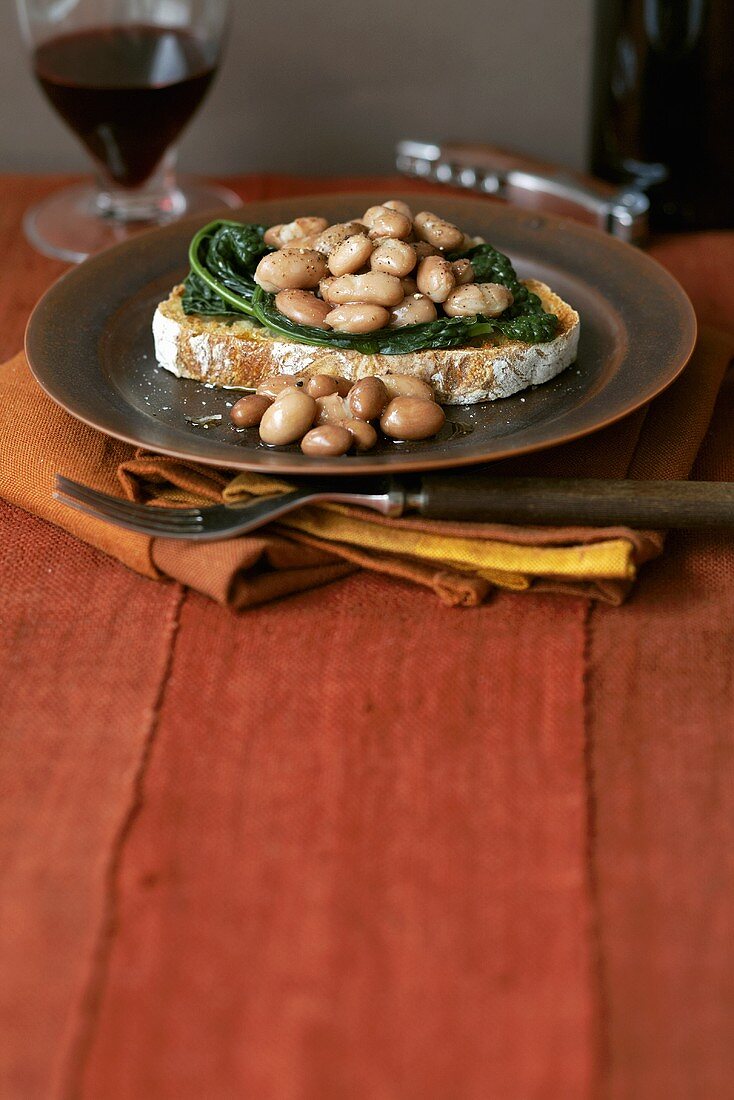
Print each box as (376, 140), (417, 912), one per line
(25, 192), (698, 476)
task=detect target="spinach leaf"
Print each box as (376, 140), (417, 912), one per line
(184, 219), (269, 318)
(181, 271), (241, 317)
(451, 243), (522, 290)
(181, 220), (559, 352)
(251, 286), (499, 355)
(203, 221), (268, 302)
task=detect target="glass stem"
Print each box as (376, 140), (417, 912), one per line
(93, 148), (187, 224)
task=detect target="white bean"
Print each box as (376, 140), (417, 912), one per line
(304, 374), (340, 398)
(325, 304), (390, 334)
(274, 290), (331, 328)
(451, 258), (474, 285)
(313, 221), (368, 255)
(416, 255), (456, 303)
(413, 211), (464, 251)
(362, 205), (412, 240)
(254, 248), (328, 293)
(476, 282), (514, 316)
(347, 377), (389, 420)
(380, 397), (446, 441)
(314, 393), (350, 424)
(328, 233), (374, 276)
(259, 390), (317, 445)
(301, 424), (352, 457)
(443, 282), (514, 317)
(230, 394), (272, 428)
(344, 419), (378, 452)
(383, 198), (414, 220)
(263, 216), (329, 248)
(442, 285), (487, 317)
(324, 272), (404, 307)
(389, 294), (438, 328)
(379, 374), (434, 401)
(283, 234), (318, 250)
(256, 374), (304, 399)
(370, 238), (417, 277)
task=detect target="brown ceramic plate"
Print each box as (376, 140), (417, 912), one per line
(26, 192), (696, 476)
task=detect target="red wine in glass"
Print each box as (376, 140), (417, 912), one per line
(33, 24), (218, 189)
(17, 0), (235, 263)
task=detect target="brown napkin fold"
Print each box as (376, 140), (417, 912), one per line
(1, 328), (731, 609)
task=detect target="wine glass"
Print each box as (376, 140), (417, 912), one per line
(16, 0), (239, 263)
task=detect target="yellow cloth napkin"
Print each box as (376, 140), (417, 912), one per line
(222, 471), (637, 590)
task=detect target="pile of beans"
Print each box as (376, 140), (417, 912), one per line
(229, 372), (446, 456)
(253, 199), (514, 335)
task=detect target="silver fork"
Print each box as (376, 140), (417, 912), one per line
(55, 472), (734, 537)
(54, 474), (405, 541)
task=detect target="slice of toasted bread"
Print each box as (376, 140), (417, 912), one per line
(153, 279), (579, 405)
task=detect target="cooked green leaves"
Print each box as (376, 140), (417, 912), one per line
(181, 220), (559, 352)
(251, 286), (503, 355)
(183, 220), (268, 317)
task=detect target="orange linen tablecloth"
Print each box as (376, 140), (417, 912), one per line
(2, 175), (734, 1100)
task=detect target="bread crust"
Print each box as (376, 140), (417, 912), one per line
(153, 280), (579, 405)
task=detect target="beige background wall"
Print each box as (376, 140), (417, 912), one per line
(0, 1), (595, 176)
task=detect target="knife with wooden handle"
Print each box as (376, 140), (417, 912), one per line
(395, 139), (650, 244)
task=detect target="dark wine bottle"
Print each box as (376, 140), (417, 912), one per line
(592, 0), (734, 230)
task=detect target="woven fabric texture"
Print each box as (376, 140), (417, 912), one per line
(3, 327), (731, 608)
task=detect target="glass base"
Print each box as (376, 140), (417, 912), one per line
(24, 178), (242, 264)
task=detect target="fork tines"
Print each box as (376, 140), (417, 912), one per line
(54, 475), (206, 535)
